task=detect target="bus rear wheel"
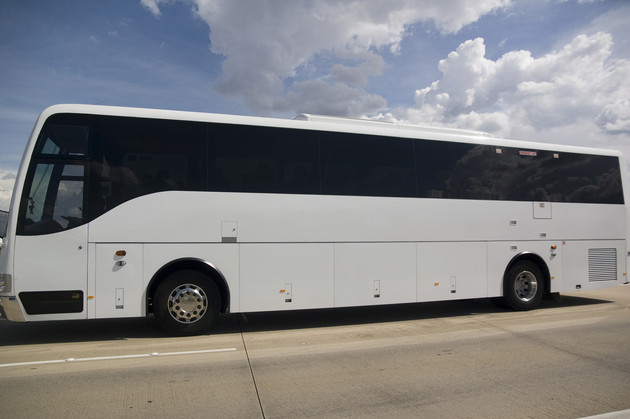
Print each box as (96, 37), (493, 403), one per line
(503, 261), (544, 311)
(153, 270), (219, 335)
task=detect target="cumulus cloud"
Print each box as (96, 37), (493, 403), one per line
(141, 0), (163, 16)
(141, 0), (629, 152)
(274, 79), (387, 117)
(597, 99), (630, 134)
(396, 32), (630, 143)
(0, 170), (17, 211)
(330, 50), (385, 87)
(143, 0), (510, 114)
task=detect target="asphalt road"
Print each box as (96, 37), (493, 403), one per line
(1, 286), (630, 418)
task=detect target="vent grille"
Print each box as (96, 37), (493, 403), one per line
(588, 248), (617, 282)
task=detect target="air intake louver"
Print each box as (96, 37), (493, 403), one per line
(588, 248), (617, 282)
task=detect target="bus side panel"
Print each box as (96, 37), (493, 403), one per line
(93, 243), (143, 318)
(333, 242), (416, 307)
(143, 243), (240, 313)
(239, 243), (334, 312)
(561, 240), (626, 292)
(417, 242), (487, 302)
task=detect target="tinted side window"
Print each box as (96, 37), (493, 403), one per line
(486, 148), (558, 202)
(416, 140), (624, 204)
(35, 114), (90, 156)
(487, 148), (624, 204)
(208, 124), (319, 194)
(416, 141), (493, 199)
(91, 116), (206, 217)
(17, 114), (91, 236)
(18, 163), (86, 235)
(556, 153), (624, 204)
(320, 132), (415, 197)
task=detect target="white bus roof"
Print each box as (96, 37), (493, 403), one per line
(38, 104), (622, 157)
(294, 113), (494, 139)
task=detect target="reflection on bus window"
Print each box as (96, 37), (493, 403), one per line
(21, 163), (84, 235)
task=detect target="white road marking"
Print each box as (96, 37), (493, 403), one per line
(0, 347), (237, 368)
(580, 409), (630, 419)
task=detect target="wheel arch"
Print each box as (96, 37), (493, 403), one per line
(147, 258), (230, 315)
(504, 252), (551, 296)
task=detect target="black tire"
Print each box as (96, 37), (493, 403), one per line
(153, 270), (220, 335)
(503, 261), (544, 311)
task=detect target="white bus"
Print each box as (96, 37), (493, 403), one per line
(0, 104), (627, 334)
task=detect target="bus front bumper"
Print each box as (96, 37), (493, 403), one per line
(0, 296), (26, 322)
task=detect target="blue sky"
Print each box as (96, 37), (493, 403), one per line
(1, 0), (629, 210)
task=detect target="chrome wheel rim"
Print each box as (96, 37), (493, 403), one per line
(167, 284), (207, 323)
(514, 271), (538, 302)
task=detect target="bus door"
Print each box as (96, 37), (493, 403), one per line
(14, 161), (89, 319)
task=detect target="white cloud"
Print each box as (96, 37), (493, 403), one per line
(330, 50), (385, 87)
(274, 80), (387, 117)
(139, 0), (630, 157)
(141, 0), (164, 17)
(395, 32), (630, 148)
(597, 99), (630, 135)
(152, 0), (512, 114)
(0, 170), (17, 212)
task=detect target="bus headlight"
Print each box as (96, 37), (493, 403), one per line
(0, 274), (11, 293)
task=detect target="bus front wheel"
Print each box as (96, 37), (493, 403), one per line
(503, 261), (544, 311)
(153, 270), (219, 335)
